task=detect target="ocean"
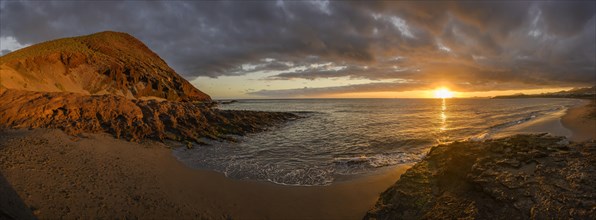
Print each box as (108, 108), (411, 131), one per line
(173, 98), (581, 186)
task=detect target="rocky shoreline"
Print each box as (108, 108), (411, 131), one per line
(365, 134), (595, 219)
(0, 31), (299, 146)
(0, 89), (298, 144)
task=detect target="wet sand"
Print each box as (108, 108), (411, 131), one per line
(561, 100), (596, 141)
(0, 128), (411, 219)
(488, 107), (572, 139)
(490, 100), (595, 141)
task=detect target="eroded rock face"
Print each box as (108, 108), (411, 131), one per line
(365, 134), (596, 220)
(0, 31), (210, 102)
(0, 89), (296, 143)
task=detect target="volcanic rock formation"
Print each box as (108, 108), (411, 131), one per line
(0, 31), (210, 102)
(365, 134), (595, 219)
(0, 31), (296, 143)
(0, 89), (295, 143)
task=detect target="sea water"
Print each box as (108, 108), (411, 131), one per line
(173, 98), (581, 186)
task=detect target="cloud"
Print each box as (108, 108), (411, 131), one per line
(0, 36), (30, 55)
(1, 1), (594, 96)
(248, 81), (429, 97)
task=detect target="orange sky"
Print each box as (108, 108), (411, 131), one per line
(309, 87), (575, 99)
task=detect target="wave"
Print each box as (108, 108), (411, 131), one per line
(472, 105), (568, 141)
(223, 162), (336, 186)
(334, 110), (371, 113)
(214, 152), (426, 186)
(333, 152), (425, 175)
(176, 151), (427, 186)
(488, 112), (539, 130)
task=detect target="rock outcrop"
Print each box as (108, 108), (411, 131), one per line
(365, 134), (595, 219)
(0, 31), (300, 143)
(0, 31), (210, 102)
(0, 89), (296, 143)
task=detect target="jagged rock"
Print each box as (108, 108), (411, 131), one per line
(365, 135), (596, 220)
(0, 31), (210, 102)
(0, 89), (297, 143)
(0, 31), (299, 144)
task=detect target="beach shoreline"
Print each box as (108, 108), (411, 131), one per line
(561, 100), (596, 141)
(0, 128), (411, 219)
(1, 98), (594, 219)
(365, 99), (596, 219)
(486, 99), (594, 142)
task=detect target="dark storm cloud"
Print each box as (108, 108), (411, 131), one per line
(1, 1), (595, 96)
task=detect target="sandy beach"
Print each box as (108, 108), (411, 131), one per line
(562, 100), (596, 141)
(489, 100), (595, 141)
(0, 128), (411, 219)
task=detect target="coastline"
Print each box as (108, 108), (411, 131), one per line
(365, 98), (596, 219)
(487, 99), (594, 142)
(561, 100), (596, 141)
(1, 98), (594, 219)
(0, 128), (411, 219)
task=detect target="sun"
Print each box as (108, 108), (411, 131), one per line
(434, 88), (454, 99)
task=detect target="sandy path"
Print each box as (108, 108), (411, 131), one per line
(0, 128), (410, 219)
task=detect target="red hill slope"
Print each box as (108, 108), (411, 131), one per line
(0, 31), (210, 102)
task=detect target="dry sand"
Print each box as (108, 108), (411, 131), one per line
(561, 100), (596, 141)
(0, 128), (411, 219)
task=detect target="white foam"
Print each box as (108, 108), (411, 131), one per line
(483, 107), (572, 140)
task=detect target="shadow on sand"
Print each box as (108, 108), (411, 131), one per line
(0, 172), (36, 219)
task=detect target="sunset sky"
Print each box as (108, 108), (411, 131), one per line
(1, 1), (595, 99)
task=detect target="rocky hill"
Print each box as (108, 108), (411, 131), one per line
(0, 31), (210, 102)
(0, 32), (297, 143)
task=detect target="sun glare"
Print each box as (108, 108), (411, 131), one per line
(434, 88), (454, 99)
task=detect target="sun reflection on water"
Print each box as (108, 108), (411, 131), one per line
(440, 98), (447, 132)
